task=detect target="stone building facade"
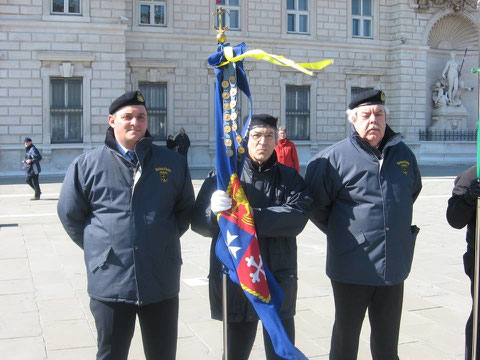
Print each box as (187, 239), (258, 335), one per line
(0, 0), (478, 176)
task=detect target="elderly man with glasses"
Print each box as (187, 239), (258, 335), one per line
(192, 114), (312, 360)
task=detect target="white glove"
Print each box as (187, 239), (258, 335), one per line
(210, 190), (232, 215)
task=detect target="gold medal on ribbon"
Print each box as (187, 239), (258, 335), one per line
(222, 91), (230, 100)
(225, 139), (232, 146)
(221, 80), (229, 88)
(237, 146), (245, 154)
(224, 125), (231, 133)
(229, 76), (236, 84)
(236, 134), (243, 143)
(223, 113), (231, 121)
(223, 102), (231, 111)
(232, 123), (238, 131)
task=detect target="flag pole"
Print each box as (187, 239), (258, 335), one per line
(212, 6), (231, 359)
(472, 66), (480, 360)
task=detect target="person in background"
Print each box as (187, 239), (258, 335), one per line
(174, 128), (190, 158)
(23, 137), (42, 200)
(57, 90), (195, 360)
(166, 134), (176, 150)
(275, 126), (300, 173)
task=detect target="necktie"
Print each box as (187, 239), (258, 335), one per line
(126, 151), (138, 165)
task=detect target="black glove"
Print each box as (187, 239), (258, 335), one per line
(466, 178), (480, 204)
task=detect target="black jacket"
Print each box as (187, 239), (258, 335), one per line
(191, 153), (312, 322)
(57, 127), (195, 305)
(24, 144), (42, 176)
(446, 165), (476, 278)
(174, 134), (190, 156)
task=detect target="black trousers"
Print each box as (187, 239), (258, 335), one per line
(90, 296), (179, 360)
(330, 281), (404, 360)
(226, 318), (295, 360)
(26, 174), (41, 197)
(465, 272), (480, 360)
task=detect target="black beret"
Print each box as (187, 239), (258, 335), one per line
(348, 90), (386, 110)
(24, 137), (32, 142)
(109, 91), (146, 115)
(249, 114), (278, 130)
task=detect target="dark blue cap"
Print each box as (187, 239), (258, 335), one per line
(109, 91), (146, 115)
(349, 90), (386, 110)
(24, 137), (32, 142)
(249, 114), (278, 130)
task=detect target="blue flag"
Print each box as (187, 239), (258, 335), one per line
(208, 42), (308, 360)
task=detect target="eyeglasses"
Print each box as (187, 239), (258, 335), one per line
(250, 132), (276, 142)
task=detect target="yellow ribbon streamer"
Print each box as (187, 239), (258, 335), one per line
(220, 46), (333, 76)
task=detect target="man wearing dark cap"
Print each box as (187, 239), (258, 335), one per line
(23, 137), (42, 200)
(305, 90), (422, 359)
(57, 90), (195, 360)
(191, 114), (312, 359)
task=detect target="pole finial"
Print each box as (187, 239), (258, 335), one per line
(212, 6), (229, 43)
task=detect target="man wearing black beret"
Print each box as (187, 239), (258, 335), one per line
(306, 90), (422, 359)
(57, 90), (195, 360)
(192, 114), (312, 359)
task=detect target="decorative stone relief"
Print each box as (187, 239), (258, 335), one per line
(59, 62), (74, 78)
(428, 14), (478, 50)
(412, 0), (478, 11)
(147, 68), (161, 82)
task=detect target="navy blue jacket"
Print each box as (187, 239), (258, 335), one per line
(305, 126), (422, 286)
(24, 144), (42, 176)
(57, 127), (195, 305)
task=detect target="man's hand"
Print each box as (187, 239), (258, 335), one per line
(210, 190), (232, 215)
(26, 159), (32, 164)
(469, 179), (480, 200)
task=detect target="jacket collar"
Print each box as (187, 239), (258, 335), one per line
(104, 126), (154, 165)
(246, 150), (278, 173)
(350, 124), (402, 158)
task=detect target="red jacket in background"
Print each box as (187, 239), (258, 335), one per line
(275, 138), (300, 172)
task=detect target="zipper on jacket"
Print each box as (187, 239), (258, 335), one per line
(363, 142), (388, 281)
(376, 157), (388, 281)
(129, 162), (141, 305)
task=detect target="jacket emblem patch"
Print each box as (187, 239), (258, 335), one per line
(155, 167), (171, 182)
(397, 160), (410, 175)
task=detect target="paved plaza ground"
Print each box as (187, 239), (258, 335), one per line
(0, 165), (475, 359)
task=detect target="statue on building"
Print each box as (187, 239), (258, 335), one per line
(429, 51), (473, 131)
(441, 51), (460, 105)
(452, 80), (473, 105)
(431, 81), (448, 108)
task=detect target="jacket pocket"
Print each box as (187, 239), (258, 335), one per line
(332, 231), (367, 255)
(87, 247), (112, 273)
